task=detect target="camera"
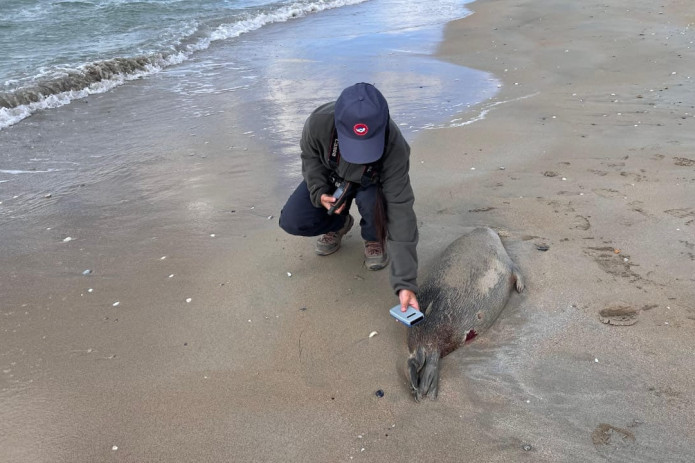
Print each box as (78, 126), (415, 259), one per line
(327, 180), (353, 215)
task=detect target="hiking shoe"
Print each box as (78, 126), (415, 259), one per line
(364, 240), (389, 270)
(315, 214), (354, 256)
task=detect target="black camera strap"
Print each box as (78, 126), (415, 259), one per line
(327, 128), (341, 171)
(361, 163), (380, 187)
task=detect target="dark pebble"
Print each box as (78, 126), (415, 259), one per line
(375, 389), (384, 398)
(536, 244), (550, 251)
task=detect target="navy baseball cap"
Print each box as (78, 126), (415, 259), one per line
(335, 83), (389, 164)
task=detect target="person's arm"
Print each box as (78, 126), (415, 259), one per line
(380, 123), (419, 306)
(300, 116), (332, 208)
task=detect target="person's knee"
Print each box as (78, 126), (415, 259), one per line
(355, 188), (377, 216)
(279, 209), (301, 235)
(356, 185), (378, 205)
(280, 207), (321, 236)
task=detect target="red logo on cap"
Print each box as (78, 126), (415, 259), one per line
(353, 123), (369, 136)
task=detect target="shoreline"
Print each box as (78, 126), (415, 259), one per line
(2, 0), (694, 461)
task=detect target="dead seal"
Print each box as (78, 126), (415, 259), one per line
(407, 227), (525, 401)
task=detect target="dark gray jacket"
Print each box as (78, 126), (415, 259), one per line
(300, 102), (418, 295)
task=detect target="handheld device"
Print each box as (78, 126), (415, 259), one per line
(327, 181), (353, 215)
(390, 304), (424, 327)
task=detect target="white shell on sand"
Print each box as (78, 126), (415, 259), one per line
(369, 331), (378, 338)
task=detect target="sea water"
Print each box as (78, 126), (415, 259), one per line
(0, 0), (499, 222)
(1, 0), (373, 128)
(0, 0), (494, 130)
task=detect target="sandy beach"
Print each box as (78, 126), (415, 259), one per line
(2, 0), (694, 461)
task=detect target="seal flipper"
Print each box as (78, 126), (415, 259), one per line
(418, 351), (441, 400)
(512, 264), (525, 293)
(407, 357), (422, 402)
(407, 347), (426, 401)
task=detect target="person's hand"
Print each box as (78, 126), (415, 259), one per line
(399, 289), (420, 312)
(320, 193), (346, 214)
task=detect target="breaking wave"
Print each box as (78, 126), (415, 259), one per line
(0, 0), (367, 130)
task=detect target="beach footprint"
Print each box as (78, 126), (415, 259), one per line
(584, 246), (646, 284)
(593, 188), (622, 198)
(598, 305), (639, 326)
(664, 208), (693, 219)
(665, 208), (694, 226)
(628, 200), (652, 217)
(592, 423), (637, 458)
(619, 171), (646, 182)
(571, 215), (591, 230)
(673, 156), (695, 166)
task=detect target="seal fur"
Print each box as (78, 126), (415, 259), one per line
(407, 227), (525, 401)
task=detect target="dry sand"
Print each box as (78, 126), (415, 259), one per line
(2, 0), (694, 461)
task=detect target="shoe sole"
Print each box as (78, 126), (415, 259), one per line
(365, 254), (390, 270)
(315, 246), (340, 256)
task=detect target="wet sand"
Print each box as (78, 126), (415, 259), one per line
(2, 0), (695, 461)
